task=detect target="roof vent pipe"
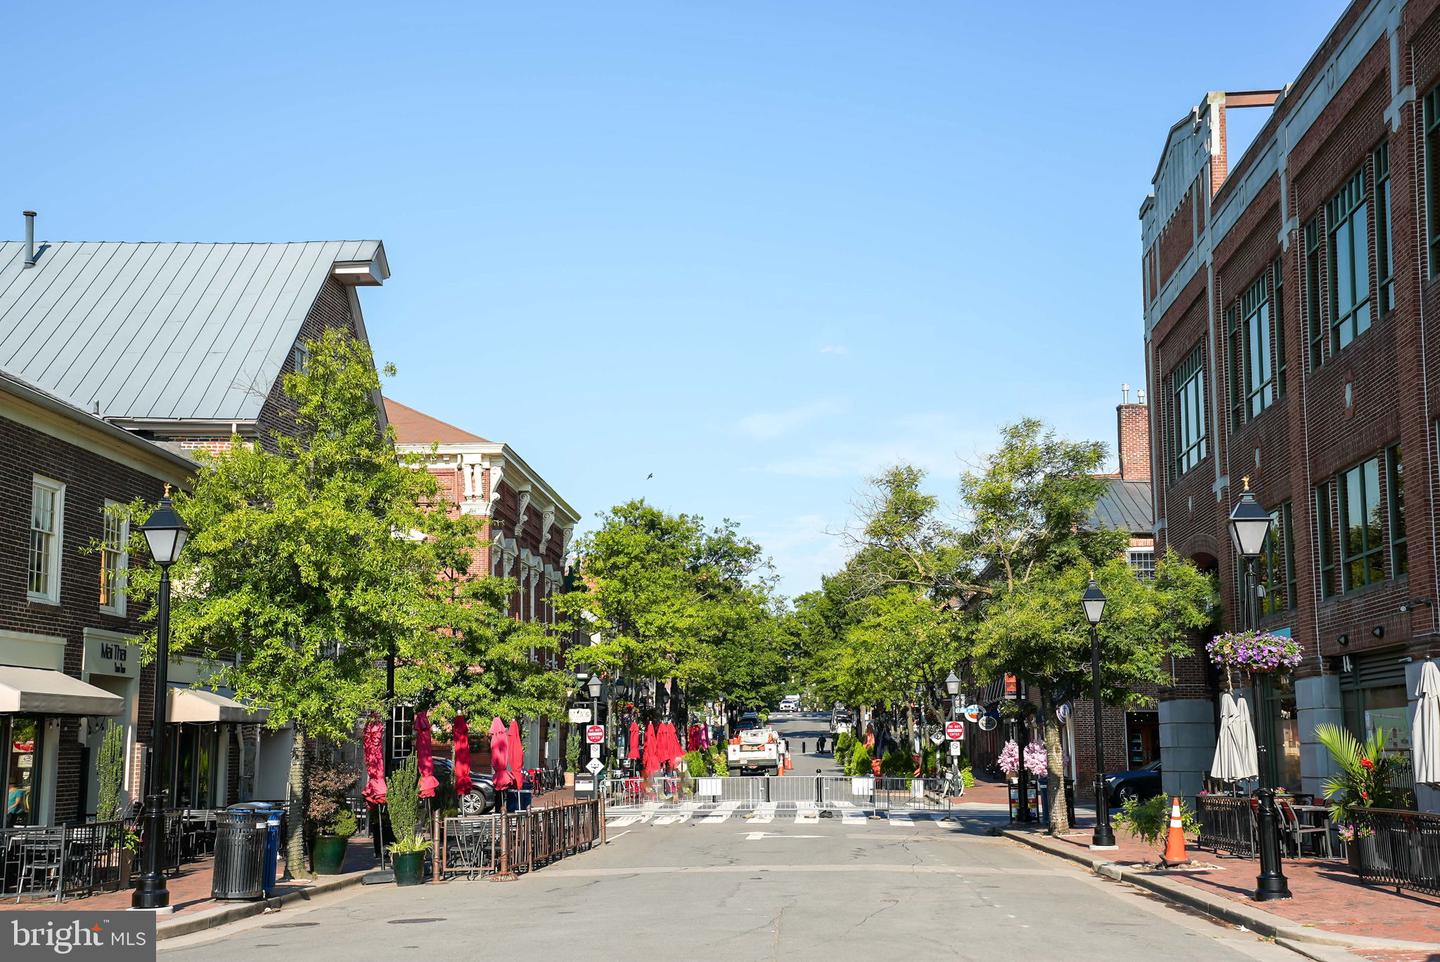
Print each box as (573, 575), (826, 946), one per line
(22, 211), (37, 268)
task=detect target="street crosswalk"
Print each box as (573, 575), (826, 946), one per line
(604, 806), (967, 828)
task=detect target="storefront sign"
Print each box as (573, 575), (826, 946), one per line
(83, 632), (140, 677)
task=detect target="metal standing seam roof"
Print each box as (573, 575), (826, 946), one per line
(1088, 478), (1154, 535)
(0, 240), (384, 422)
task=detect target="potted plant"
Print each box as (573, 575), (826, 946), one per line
(305, 748), (358, 876)
(387, 755), (427, 886)
(1315, 723), (1404, 872)
(312, 809), (356, 875)
(1205, 630), (1304, 675)
(1113, 795), (1198, 865)
(117, 828), (140, 889)
(94, 721), (132, 890)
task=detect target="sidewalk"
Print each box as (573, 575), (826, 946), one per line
(1003, 821), (1440, 961)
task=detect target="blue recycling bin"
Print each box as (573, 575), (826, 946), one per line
(262, 810), (281, 893)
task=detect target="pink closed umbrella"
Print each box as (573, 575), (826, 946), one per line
(489, 717), (511, 791)
(508, 720), (525, 787)
(415, 710), (439, 799)
(361, 713), (386, 805)
(627, 721), (641, 761)
(453, 715), (473, 795)
(642, 722), (659, 776)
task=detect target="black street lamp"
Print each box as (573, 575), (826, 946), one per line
(133, 488), (189, 910)
(1082, 579), (1116, 849)
(1229, 479), (1291, 902)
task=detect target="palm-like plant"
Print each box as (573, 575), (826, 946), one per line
(1314, 723), (1405, 828)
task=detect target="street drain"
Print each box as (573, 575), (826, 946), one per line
(262, 922), (318, 929)
(388, 918), (447, 925)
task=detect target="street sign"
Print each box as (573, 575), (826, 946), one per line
(568, 707), (592, 724)
(949, 740), (963, 757)
(589, 744), (602, 759)
(928, 730), (945, 746)
(585, 724), (605, 745)
(944, 720), (965, 741)
(585, 758), (605, 775)
(962, 704), (982, 723)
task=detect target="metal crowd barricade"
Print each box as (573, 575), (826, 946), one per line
(1196, 794), (1258, 858)
(876, 776), (952, 814)
(441, 801), (602, 881)
(818, 775), (878, 812)
(1353, 808), (1440, 897)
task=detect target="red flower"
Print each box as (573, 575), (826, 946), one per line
(1360, 757), (1374, 770)
(1360, 790), (1370, 801)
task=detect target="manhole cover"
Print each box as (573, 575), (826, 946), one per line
(388, 918), (447, 925)
(262, 922), (318, 929)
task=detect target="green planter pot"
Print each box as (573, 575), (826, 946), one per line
(392, 850), (427, 886)
(312, 835), (348, 875)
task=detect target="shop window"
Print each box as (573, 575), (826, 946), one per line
(1258, 674), (1301, 792)
(3, 716), (44, 828)
(28, 476), (64, 604)
(99, 501), (129, 615)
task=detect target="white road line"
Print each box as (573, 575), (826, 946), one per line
(887, 812), (913, 826)
(700, 800), (740, 824)
(841, 808), (866, 825)
(795, 804), (819, 824)
(604, 830), (632, 844)
(748, 802), (777, 824)
(609, 816), (642, 827)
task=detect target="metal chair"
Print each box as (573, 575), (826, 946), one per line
(14, 831), (63, 901)
(1279, 800), (1332, 859)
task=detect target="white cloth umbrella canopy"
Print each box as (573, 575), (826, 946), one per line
(1413, 660), (1440, 786)
(1231, 694), (1261, 783)
(1210, 692), (1243, 781)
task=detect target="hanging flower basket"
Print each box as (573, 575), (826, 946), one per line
(1206, 630), (1303, 674)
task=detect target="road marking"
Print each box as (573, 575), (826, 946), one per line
(841, 808), (866, 825)
(748, 802), (776, 824)
(604, 830), (632, 844)
(887, 812), (913, 827)
(700, 800), (739, 824)
(795, 804), (819, 823)
(741, 832), (823, 840)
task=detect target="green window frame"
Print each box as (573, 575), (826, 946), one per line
(1339, 455), (1386, 592)
(1170, 345), (1207, 480)
(1316, 480), (1337, 599)
(1273, 256), (1287, 397)
(1243, 273), (1274, 419)
(1388, 445), (1407, 577)
(1227, 305), (1243, 430)
(1375, 143), (1394, 314)
(1426, 85), (1440, 275)
(1327, 168), (1372, 352)
(1258, 501), (1296, 616)
(1304, 219), (1324, 369)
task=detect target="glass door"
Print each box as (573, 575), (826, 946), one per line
(3, 716), (44, 828)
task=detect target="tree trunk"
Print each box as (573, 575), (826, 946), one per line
(1039, 688), (1069, 835)
(285, 727), (307, 879)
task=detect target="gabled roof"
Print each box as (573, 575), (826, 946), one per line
(0, 240), (387, 422)
(1088, 479), (1153, 535)
(384, 398), (490, 444)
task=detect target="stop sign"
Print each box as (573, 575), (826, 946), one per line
(585, 724), (605, 744)
(944, 720), (965, 741)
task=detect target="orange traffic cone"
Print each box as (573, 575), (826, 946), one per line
(1161, 796), (1190, 866)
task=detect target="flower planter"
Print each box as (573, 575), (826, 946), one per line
(116, 849), (133, 891)
(392, 850), (427, 886)
(312, 835), (348, 875)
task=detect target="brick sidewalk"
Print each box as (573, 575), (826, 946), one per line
(1036, 823), (1440, 951)
(0, 836), (376, 918)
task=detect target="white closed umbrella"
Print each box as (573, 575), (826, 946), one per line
(1413, 660), (1440, 786)
(1210, 692), (1242, 781)
(1232, 694), (1261, 783)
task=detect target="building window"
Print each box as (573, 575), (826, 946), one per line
(1258, 502), (1296, 616)
(1273, 256), (1287, 397)
(1327, 168), (1371, 353)
(1339, 455), (1385, 592)
(1316, 480), (1337, 600)
(390, 705), (415, 761)
(1169, 345), (1207, 480)
(99, 502), (128, 615)
(1127, 549), (1156, 580)
(291, 343), (310, 374)
(1226, 305), (1243, 430)
(1304, 219), (1324, 369)
(28, 477), (64, 603)
(1426, 85), (1440, 275)
(1388, 445), (1407, 577)
(1243, 273), (1274, 419)
(1375, 143), (1394, 314)
(0, 716), (43, 828)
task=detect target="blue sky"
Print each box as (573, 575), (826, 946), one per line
(5, 1), (1345, 596)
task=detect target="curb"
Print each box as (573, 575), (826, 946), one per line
(1001, 829), (1440, 954)
(156, 871), (367, 941)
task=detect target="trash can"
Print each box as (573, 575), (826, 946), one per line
(262, 809), (282, 894)
(211, 811), (267, 900)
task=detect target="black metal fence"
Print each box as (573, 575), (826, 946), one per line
(1196, 794), (1257, 858)
(1353, 808), (1440, 897)
(438, 799), (602, 881)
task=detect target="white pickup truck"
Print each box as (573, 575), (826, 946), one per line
(727, 722), (784, 775)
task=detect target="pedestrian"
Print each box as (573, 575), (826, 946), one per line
(817, 734), (826, 754)
(800, 740), (807, 754)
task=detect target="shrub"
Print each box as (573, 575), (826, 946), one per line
(387, 754), (422, 848)
(709, 744), (728, 775)
(95, 721), (126, 822)
(881, 748), (911, 778)
(960, 767), (974, 791)
(848, 743), (871, 777)
(305, 746), (357, 834)
(1113, 795), (1197, 849)
(329, 808), (357, 839)
(835, 731), (854, 759)
(684, 750), (710, 777)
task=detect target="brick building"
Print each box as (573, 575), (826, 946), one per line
(0, 228), (391, 819)
(1140, 0), (1439, 810)
(385, 399), (580, 772)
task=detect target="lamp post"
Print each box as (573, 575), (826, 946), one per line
(1082, 579), (1116, 849)
(1229, 479), (1291, 902)
(945, 672), (962, 780)
(133, 489), (189, 910)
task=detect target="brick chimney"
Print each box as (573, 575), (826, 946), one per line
(1117, 396), (1151, 482)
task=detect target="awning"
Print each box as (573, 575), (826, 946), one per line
(168, 688), (270, 724)
(0, 666), (124, 716)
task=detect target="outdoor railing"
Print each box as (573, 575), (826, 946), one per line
(1196, 794), (1257, 858)
(438, 799), (602, 881)
(1352, 808), (1440, 897)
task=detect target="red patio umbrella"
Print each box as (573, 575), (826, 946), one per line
(670, 723), (684, 764)
(489, 716), (511, 791)
(361, 713), (386, 805)
(642, 722), (659, 776)
(415, 710), (439, 799)
(452, 715), (473, 795)
(508, 720), (525, 788)
(627, 720), (641, 761)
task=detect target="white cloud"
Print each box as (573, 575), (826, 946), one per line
(735, 399), (846, 441)
(819, 343), (849, 355)
(752, 513), (852, 597)
(759, 415), (998, 481)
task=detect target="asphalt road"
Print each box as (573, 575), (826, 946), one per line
(163, 715), (1298, 962)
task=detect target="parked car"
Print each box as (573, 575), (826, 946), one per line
(430, 758), (497, 815)
(1102, 759), (1162, 805)
(829, 709), (853, 734)
(737, 711), (762, 731)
